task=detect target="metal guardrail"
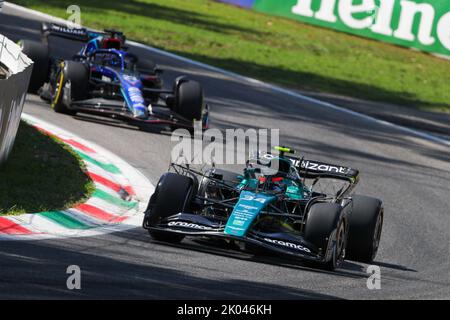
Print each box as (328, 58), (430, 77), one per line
(0, 34), (33, 165)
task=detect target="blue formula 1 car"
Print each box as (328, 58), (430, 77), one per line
(18, 23), (209, 130)
(143, 147), (384, 270)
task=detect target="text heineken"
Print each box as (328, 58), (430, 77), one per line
(250, 0), (450, 57)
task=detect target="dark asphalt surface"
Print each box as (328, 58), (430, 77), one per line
(1, 4), (449, 299)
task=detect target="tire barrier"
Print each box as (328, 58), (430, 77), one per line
(0, 34), (33, 165)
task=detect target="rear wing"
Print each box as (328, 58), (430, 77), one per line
(41, 22), (93, 43)
(288, 157), (359, 184)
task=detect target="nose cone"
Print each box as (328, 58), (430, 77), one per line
(132, 106), (148, 119)
(123, 80), (148, 119)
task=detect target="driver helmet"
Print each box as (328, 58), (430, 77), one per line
(104, 53), (121, 68)
(247, 152), (292, 191)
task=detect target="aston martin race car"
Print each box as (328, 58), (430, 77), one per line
(143, 147), (384, 270)
(19, 23), (209, 130)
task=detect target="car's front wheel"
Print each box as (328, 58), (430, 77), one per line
(144, 173), (196, 243)
(51, 61), (88, 115)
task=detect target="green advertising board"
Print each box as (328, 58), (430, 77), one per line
(252, 0), (450, 58)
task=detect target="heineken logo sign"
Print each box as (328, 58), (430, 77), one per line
(291, 0), (450, 51)
(219, 0), (450, 57)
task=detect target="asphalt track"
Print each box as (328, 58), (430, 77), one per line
(1, 4), (449, 299)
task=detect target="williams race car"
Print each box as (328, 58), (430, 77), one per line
(19, 23), (209, 130)
(143, 147), (384, 270)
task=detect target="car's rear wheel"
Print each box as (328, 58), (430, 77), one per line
(346, 195), (384, 263)
(173, 80), (204, 125)
(137, 58), (156, 74)
(145, 173), (195, 243)
(17, 40), (49, 92)
(198, 168), (241, 195)
(304, 202), (347, 270)
(51, 61), (88, 115)
(137, 58), (162, 90)
(197, 168), (240, 219)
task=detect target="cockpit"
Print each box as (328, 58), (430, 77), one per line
(90, 50), (137, 72)
(242, 149), (309, 199)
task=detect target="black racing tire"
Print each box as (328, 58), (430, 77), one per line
(304, 202), (346, 270)
(138, 59), (163, 91)
(17, 40), (49, 92)
(146, 173), (195, 243)
(198, 168), (241, 195)
(51, 61), (88, 115)
(137, 58), (156, 74)
(346, 195), (384, 263)
(174, 80), (204, 123)
(136, 59), (164, 94)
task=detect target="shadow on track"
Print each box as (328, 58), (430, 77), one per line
(167, 50), (450, 115)
(118, 227), (370, 280)
(73, 113), (172, 136)
(0, 236), (341, 299)
(373, 261), (417, 273)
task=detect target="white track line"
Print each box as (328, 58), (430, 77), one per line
(129, 42), (450, 148)
(4, 1), (450, 148)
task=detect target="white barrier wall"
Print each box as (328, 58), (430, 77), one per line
(0, 34), (33, 164)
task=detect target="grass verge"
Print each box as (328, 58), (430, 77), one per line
(11, 0), (450, 112)
(0, 121), (95, 215)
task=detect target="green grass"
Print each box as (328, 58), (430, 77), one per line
(0, 121), (95, 215)
(12, 0), (450, 112)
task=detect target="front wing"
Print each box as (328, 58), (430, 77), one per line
(71, 100), (195, 128)
(144, 213), (333, 264)
(57, 96), (200, 129)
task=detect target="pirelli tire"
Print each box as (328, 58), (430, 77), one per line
(17, 40), (50, 92)
(198, 168), (241, 195)
(346, 195), (384, 263)
(174, 80), (204, 124)
(145, 173), (196, 243)
(137, 58), (162, 89)
(137, 58), (156, 75)
(304, 203), (347, 270)
(51, 61), (88, 115)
